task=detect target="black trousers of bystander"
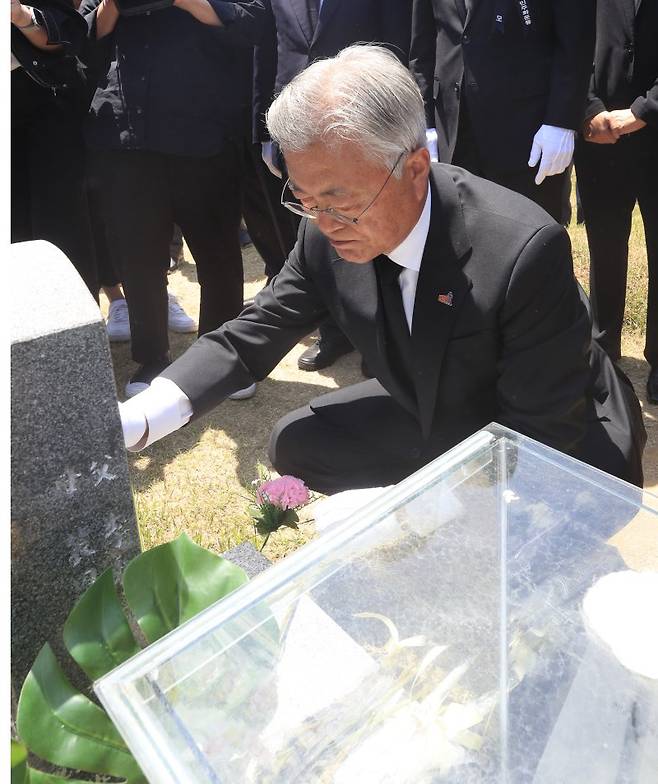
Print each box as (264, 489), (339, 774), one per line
(575, 131), (658, 368)
(92, 146), (244, 365)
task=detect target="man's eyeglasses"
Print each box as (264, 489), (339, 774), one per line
(280, 152), (405, 226)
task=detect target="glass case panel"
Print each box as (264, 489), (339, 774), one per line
(96, 425), (658, 783)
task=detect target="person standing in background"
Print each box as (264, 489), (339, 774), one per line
(253, 0), (412, 373)
(574, 0), (658, 405)
(82, 0), (265, 398)
(11, 0), (99, 300)
(409, 0), (595, 223)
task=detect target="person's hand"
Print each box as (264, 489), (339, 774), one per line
(582, 111), (618, 144)
(425, 128), (439, 162)
(607, 108), (646, 138)
(11, 0), (31, 27)
(528, 124), (575, 185)
(261, 140), (282, 178)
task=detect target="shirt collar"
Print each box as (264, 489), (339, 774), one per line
(387, 185), (431, 272)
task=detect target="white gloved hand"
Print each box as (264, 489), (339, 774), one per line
(261, 140), (282, 178)
(118, 399), (148, 450)
(527, 124), (575, 185)
(425, 128), (439, 162)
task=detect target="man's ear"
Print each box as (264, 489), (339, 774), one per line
(406, 147), (431, 198)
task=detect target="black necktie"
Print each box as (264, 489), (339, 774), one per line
(308, 0), (320, 32)
(376, 256), (415, 400)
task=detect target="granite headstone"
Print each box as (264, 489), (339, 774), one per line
(10, 241), (141, 693)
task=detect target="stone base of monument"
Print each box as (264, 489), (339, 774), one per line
(10, 241), (141, 694)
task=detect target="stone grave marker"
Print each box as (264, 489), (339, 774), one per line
(10, 241), (141, 694)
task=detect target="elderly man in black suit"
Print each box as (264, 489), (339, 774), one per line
(120, 45), (645, 493)
(253, 0), (412, 373)
(574, 0), (658, 404)
(409, 0), (595, 223)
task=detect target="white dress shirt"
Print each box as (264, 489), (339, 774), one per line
(120, 186), (432, 450)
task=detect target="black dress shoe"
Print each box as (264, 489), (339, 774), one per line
(297, 337), (354, 371)
(647, 366), (658, 405)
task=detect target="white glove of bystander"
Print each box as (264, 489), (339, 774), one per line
(425, 128), (439, 162)
(527, 124), (575, 185)
(261, 140), (282, 178)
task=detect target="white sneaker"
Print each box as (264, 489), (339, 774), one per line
(228, 383), (256, 400)
(168, 293), (197, 333)
(106, 298), (131, 342)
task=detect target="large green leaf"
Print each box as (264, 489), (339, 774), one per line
(29, 771), (91, 784)
(16, 644), (144, 783)
(123, 533), (249, 643)
(11, 740), (28, 784)
(63, 569), (140, 681)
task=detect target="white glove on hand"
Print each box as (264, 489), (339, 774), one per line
(528, 124), (575, 185)
(119, 399), (148, 450)
(425, 128), (439, 162)
(261, 140), (282, 178)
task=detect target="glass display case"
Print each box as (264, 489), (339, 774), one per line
(96, 424), (658, 783)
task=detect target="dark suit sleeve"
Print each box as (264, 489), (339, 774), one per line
(409, 0), (436, 128)
(160, 223), (328, 420)
(583, 71), (607, 123)
(496, 224), (591, 455)
(544, 0), (596, 130)
(205, 0), (266, 45)
(381, 0), (412, 66)
(252, 0), (277, 142)
(631, 78), (658, 128)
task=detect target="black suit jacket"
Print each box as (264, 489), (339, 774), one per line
(162, 164), (645, 484)
(584, 0), (658, 138)
(253, 0), (412, 142)
(409, 0), (595, 171)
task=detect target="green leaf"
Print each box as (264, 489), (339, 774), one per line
(123, 533), (249, 644)
(11, 740), (28, 784)
(16, 644), (144, 783)
(29, 770), (91, 784)
(63, 569), (140, 681)
(281, 510), (300, 529)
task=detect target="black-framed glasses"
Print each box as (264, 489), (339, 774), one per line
(280, 152), (405, 225)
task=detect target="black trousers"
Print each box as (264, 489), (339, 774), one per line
(241, 142), (298, 281)
(93, 147), (244, 364)
(575, 132), (658, 367)
(11, 70), (98, 300)
(269, 379), (445, 494)
(452, 103), (568, 224)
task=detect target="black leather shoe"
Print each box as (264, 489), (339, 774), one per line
(647, 366), (658, 405)
(297, 337), (353, 371)
(361, 358), (373, 378)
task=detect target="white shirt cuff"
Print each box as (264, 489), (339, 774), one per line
(119, 377), (193, 451)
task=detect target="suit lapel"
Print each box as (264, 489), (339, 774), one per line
(411, 165), (472, 439)
(310, 0), (343, 47)
(289, 0), (314, 47)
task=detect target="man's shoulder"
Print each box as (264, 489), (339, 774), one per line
(432, 163), (557, 239)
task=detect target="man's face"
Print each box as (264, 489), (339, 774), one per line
(284, 141), (430, 263)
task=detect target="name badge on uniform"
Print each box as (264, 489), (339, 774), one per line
(516, 0), (532, 28)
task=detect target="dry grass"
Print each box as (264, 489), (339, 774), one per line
(104, 186), (655, 563)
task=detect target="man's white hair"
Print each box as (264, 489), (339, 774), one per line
(266, 44), (427, 176)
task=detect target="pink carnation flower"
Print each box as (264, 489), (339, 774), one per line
(257, 475), (310, 510)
